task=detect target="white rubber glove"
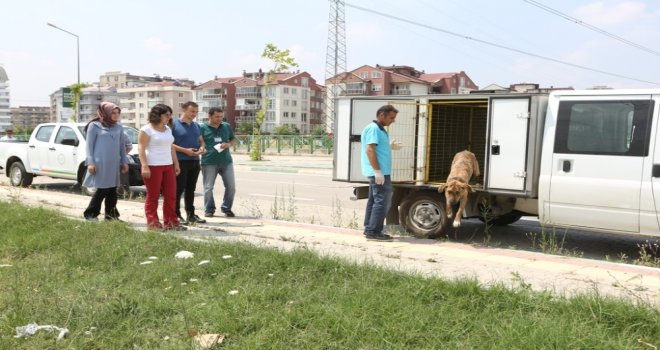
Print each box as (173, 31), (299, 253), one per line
(374, 170), (385, 185)
(390, 139), (403, 150)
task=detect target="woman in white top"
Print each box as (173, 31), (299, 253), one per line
(137, 104), (185, 231)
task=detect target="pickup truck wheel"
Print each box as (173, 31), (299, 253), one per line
(399, 192), (449, 238)
(478, 211), (523, 226)
(9, 162), (33, 187)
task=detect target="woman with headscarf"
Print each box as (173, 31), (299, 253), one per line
(82, 102), (129, 221)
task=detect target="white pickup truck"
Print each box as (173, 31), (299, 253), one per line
(0, 122), (143, 194)
(334, 89), (660, 238)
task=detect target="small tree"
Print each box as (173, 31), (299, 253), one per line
(311, 125), (326, 136)
(237, 122), (257, 135)
(250, 43), (298, 161)
(273, 124), (300, 136)
(69, 82), (89, 121)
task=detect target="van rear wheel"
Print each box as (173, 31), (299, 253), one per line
(399, 191), (449, 238)
(9, 162), (33, 187)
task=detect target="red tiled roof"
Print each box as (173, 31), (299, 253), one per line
(419, 73), (457, 83)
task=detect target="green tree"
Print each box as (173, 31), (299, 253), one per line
(250, 43), (299, 161)
(69, 82), (89, 121)
(273, 124), (300, 135)
(237, 122), (257, 135)
(311, 125), (327, 136)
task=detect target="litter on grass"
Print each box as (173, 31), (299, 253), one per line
(140, 261), (153, 265)
(148, 256), (158, 260)
(175, 251), (194, 259)
(15, 323), (69, 340)
(222, 255), (232, 259)
(0, 264), (13, 267)
(198, 260), (210, 265)
(194, 333), (225, 349)
(228, 290), (239, 296)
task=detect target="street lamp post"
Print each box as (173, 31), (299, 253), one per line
(47, 22), (80, 121)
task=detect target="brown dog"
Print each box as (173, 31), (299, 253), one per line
(438, 150), (480, 228)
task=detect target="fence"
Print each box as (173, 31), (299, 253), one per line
(232, 134), (333, 155)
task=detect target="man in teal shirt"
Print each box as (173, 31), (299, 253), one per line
(361, 104), (398, 241)
(200, 108), (237, 217)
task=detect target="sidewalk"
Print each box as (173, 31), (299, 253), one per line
(2, 185), (658, 306)
(232, 153), (332, 175)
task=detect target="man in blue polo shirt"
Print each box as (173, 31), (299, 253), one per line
(172, 101), (206, 224)
(361, 104), (399, 241)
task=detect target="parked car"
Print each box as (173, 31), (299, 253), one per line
(0, 122), (143, 195)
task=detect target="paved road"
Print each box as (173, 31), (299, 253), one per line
(1, 154), (659, 263)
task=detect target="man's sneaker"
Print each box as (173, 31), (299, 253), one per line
(365, 233), (393, 241)
(188, 214), (207, 224)
(177, 216), (189, 225)
(204, 212), (214, 218)
(222, 208), (235, 217)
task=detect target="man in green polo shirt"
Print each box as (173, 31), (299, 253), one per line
(200, 108), (237, 217)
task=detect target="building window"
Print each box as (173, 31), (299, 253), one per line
(283, 87), (289, 94)
(291, 112), (296, 119)
(139, 93), (143, 97)
(283, 100), (289, 106)
(301, 113), (307, 122)
(359, 72), (368, 79)
(291, 88), (297, 95)
(179, 93), (184, 97)
(292, 100), (297, 107)
(302, 77), (309, 87)
(371, 71), (382, 78)
(283, 112), (289, 118)
(460, 77), (465, 87)
(372, 84), (382, 92)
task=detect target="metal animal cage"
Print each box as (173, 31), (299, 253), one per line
(426, 100), (488, 185)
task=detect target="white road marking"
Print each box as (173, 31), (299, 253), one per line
(248, 193), (315, 201)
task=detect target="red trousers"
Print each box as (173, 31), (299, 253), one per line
(143, 165), (179, 229)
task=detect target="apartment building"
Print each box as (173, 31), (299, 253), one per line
(326, 64), (478, 98)
(100, 71), (194, 89)
(118, 82), (193, 129)
(0, 66), (11, 132)
(193, 77), (237, 127)
(10, 106), (51, 130)
(78, 85), (121, 123)
(233, 70), (324, 134)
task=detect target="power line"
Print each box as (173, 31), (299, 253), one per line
(522, 0), (660, 57)
(344, 2), (660, 86)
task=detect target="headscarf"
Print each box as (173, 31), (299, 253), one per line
(85, 101), (120, 132)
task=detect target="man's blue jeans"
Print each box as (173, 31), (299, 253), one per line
(364, 175), (393, 235)
(202, 163), (236, 214)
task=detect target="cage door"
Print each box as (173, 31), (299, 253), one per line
(487, 97), (530, 191)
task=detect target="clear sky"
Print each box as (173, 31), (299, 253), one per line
(1, 0), (659, 107)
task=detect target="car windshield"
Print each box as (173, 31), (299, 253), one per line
(78, 125), (139, 144)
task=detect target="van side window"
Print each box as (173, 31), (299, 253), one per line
(554, 100), (653, 156)
(34, 125), (55, 142)
(54, 126), (78, 145)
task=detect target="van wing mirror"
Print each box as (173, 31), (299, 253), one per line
(61, 138), (79, 147)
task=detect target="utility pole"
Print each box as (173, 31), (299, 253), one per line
(324, 0), (346, 132)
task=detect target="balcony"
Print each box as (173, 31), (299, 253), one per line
(236, 91), (262, 98)
(236, 104), (261, 111)
(391, 89), (411, 95)
(199, 93), (226, 100)
(340, 89), (367, 96)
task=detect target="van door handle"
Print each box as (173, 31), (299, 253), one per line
(653, 164), (660, 178)
(29, 145), (35, 148)
(49, 147), (56, 151)
(562, 160), (571, 172)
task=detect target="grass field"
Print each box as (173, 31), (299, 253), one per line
(0, 201), (658, 349)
